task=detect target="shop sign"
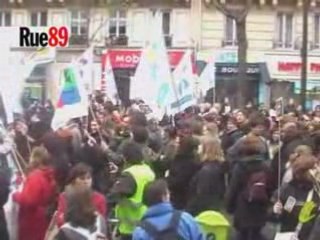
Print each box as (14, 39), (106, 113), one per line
(278, 62), (320, 73)
(215, 64), (260, 75)
(102, 49), (185, 69)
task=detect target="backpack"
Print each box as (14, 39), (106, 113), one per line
(244, 170), (269, 203)
(139, 210), (185, 240)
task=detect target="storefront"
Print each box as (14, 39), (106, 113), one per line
(101, 49), (186, 106)
(266, 54), (320, 110)
(196, 49), (269, 106)
(214, 62), (270, 106)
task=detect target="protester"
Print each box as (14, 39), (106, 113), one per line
(55, 186), (107, 240)
(234, 110), (250, 134)
(3, 82), (320, 240)
(272, 155), (320, 240)
(167, 136), (201, 210)
(132, 179), (204, 240)
(110, 141), (155, 240)
(12, 146), (57, 240)
(226, 135), (273, 240)
(271, 121), (313, 185)
(78, 131), (111, 194)
(187, 137), (227, 216)
(281, 145), (313, 185)
(220, 116), (244, 154)
(227, 116), (270, 165)
(41, 125), (73, 191)
(155, 126), (178, 178)
(56, 163), (107, 227)
(131, 125), (158, 164)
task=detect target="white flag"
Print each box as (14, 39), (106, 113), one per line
(131, 12), (173, 117)
(199, 56), (215, 94)
(51, 65), (88, 130)
(0, 47), (56, 123)
(75, 46), (93, 93)
(168, 50), (196, 115)
(104, 53), (118, 104)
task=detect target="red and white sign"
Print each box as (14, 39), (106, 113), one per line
(278, 62), (320, 73)
(101, 49), (185, 69)
(266, 54), (320, 80)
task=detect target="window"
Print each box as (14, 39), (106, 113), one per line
(314, 14), (320, 48)
(30, 11), (47, 27)
(0, 11), (11, 26)
(108, 10), (127, 45)
(162, 11), (172, 47)
(275, 13), (293, 49)
(70, 10), (89, 45)
(224, 17), (237, 46)
(109, 10), (127, 38)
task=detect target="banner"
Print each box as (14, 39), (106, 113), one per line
(168, 50), (196, 115)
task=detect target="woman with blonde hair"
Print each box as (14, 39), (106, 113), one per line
(187, 138), (227, 216)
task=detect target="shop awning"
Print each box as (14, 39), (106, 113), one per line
(101, 49), (185, 69)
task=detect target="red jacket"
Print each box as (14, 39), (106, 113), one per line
(56, 190), (107, 227)
(13, 167), (56, 240)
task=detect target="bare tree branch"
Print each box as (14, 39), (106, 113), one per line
(238, 0), (253, 22)
(212, 0), (238, 19)
(212, 0), (252, 22)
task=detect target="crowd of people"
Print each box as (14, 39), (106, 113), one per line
(0, 92), (320, 240)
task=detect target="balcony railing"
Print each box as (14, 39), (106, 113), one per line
(105, 35), (128, 46)
(311, 42), (320, 50)
(273, 40), (294, 49)
(222, 39), (238, 47)
(69, 34), (89, 46)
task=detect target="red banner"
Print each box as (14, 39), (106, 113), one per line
(101, 49), (185, 69)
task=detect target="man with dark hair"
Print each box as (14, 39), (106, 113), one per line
(133, 179), (203, 240)
(129, 111), (148, 127)
(227, 116), (270, 164)
(131, 126), (158, 164)
(132, 126), (149, 144)
(110, 141), (155, 240)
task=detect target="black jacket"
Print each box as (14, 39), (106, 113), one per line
(167, 153), (201, 210)
(78, 144), (111, 194)
(187, 161), (227, 216)
(221, 129), (244, 154)
(226, 156), (273, 230)
(274, 180), (320, 240)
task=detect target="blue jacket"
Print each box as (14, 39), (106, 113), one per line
(132, 202), (204, 240)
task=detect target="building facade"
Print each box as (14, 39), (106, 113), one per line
(196, 0), (320, 108)
(1, 0), (320, 108)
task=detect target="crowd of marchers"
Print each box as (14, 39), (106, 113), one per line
(0, 93), (320, 240)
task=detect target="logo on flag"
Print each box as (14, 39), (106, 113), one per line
(57, 68), (81, 108)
